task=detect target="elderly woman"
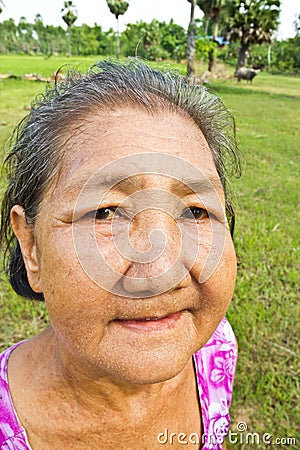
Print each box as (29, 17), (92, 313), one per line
(0, 60), (239, 449)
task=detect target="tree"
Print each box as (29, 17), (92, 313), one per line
(61, 1), (78, 57)
(122, 20), (167, 60)
(294, 14), (300, 37)
(17, 16), (35, 54)
(34, 15), (67, 55)
(106, 0), (129, 58)
(160, 20), (187, 62)
(223, 0), (281, 70)
(70, 23), (114, 56)
(187, 0), (197, 76)
(196, 0), (226, 72)
(0, 19), (18, 53)
(33, 14), (48, 54)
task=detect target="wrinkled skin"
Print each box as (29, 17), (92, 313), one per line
(9, 108), (235, 449)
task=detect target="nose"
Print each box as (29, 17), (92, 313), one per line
(119, 209), (191, 297)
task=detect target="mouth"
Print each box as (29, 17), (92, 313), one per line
(113, 310), (186, 332)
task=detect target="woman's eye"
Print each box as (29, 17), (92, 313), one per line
(181, 207), (209, 220)
(87, 207), (118, 220)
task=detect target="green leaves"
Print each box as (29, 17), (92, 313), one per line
(61, 1), (77, 28)
(196, 0), (227, 21)
(0, 0), (5, 15)
(223, 0), (281, 45)
(62, 11), (77, 27)
(106, 0), (129, 19)
(220, 0), (281, 69)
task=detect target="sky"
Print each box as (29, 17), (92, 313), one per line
(0, 0), (298, 40)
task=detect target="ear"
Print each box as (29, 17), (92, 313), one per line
(10, 205), (43, 293)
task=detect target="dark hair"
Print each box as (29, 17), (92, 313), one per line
(0, 58), (240, 301)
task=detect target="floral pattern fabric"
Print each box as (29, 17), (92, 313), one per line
(0, 318), (237, 449)
(193, 317), (238, 449)
(0, 340), (31, 449)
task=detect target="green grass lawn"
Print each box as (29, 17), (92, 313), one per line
(0, 54), (102, 77)
(0, 56), (299, 449)
(209, 77), (299, 449)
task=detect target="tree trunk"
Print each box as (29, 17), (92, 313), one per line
(67, 26), (72, 57)
(267, 44), (271, 70)
(116, 16), (120, 59)
(208, 48), (214, 72)
(208, 21), (218, 72)
(212, 21), (218, 41)
(236, 41), (248, 71)
(204, 17), (209, 35)
(186, 0), (196, 77)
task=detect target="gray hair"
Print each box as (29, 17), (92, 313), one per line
(0, 58), (240, 300)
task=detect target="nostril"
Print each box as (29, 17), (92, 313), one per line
(132, 290), (155, 298)
(114, 279), (158, 298)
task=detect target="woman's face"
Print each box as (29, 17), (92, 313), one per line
(28, 107), (237, 384)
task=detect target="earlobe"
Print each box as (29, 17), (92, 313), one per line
(10, 205), (43, 293)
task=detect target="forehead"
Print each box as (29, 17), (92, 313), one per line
(57, 107), (220, 193)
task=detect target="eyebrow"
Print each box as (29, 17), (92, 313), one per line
(62, 172), (223, 197)
(63, 173), (141, 195)
(178, 176), (223, 194)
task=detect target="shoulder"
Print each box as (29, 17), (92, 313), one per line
(194, 317), (238, 383)
(0, 342), (31, 449)
(206, 317), (237, 347)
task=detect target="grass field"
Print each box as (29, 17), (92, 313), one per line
(0, 55), (299, 449)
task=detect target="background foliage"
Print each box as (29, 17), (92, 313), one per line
(0, 55), (299, 449)
(0, 13), (299, 72)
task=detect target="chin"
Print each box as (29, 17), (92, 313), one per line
(124, 361), (188, 385)
(113, 364), (189, 386)
(99, 345), (194, 386)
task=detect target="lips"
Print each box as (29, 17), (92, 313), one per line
(120, 313), (172, 322)
(114, 310), (184, 332)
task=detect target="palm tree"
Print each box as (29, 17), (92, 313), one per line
(0, 1), (5, 14)
(61, 1), (78, 57)
(106, 0), (129, 58)
(223, 0), (280, 71)
(294, 14), (300, 36)
(196, 0), (226, 72)
(186, 0), (197, 77)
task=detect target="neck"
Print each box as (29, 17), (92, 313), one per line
(45, 327), (195, 422)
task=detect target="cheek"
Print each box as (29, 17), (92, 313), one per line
(38, 229), (112, 345)
(94, 228), (130, 273)
(188, 220), (236, 279)
(39, 231), (89, 312)
(71, 222), (131, 291)
(191, 226), (236, 312)
(187, 232), (236, 348)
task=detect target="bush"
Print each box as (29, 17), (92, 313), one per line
(196, 37), (217, 62)
(218, 38), (300, 74)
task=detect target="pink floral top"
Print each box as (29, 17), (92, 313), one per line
(0, 317), (237, 450)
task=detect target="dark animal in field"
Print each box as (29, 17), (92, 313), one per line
(236, 67), (260, 84)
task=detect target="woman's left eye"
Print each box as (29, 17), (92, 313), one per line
(87, 207), (118, 220)
(180, 207), (209, 220)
